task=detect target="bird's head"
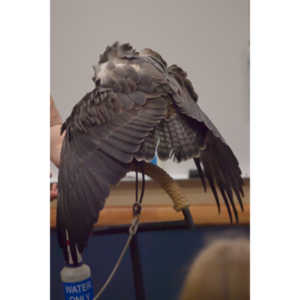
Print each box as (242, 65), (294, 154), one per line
(92, 42), (139, 85)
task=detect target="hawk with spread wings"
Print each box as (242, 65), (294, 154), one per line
(57, 42), (244, 262)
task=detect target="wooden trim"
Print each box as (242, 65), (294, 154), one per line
(51, 203), (249, 229)
(51, 178), (250, 228)
(88, 178), (250, 206)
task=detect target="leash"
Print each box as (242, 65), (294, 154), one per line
(93, 162), (145, 300)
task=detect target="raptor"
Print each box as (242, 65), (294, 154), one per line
(57, 42), (244, 262)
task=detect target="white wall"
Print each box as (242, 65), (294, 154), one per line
(51, 0), (249, 179)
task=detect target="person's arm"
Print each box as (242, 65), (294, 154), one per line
(50, 96), (65, 167)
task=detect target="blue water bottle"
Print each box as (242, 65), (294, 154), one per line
(60, 233), (94, 299)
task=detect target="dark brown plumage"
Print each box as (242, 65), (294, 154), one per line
(57, 42), (244, 262)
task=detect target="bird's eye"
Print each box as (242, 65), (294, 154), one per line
(95, 79), (101, 86)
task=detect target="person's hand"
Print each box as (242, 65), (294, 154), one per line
(50, 183), (58, 201)
(50, 173), (58, 201)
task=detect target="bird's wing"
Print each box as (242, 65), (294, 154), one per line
(57, 87), (167, 259)
(167, 65), (224, 140)
(167, 65), (244, 223)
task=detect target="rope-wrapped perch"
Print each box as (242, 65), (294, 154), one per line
(129, 162), (190, 212)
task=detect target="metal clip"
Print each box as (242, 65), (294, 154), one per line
(129, 217), (140, 236)
(132, 202), (142, 216)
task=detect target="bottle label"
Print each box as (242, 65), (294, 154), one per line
(63, 277), (94, 300)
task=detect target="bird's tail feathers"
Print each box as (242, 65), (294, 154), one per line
(157, 113), (202, 162)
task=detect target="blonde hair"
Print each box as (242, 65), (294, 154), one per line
(180, 238), (250, 300)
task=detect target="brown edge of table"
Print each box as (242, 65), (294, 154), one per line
(51, 203), (250, 229)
